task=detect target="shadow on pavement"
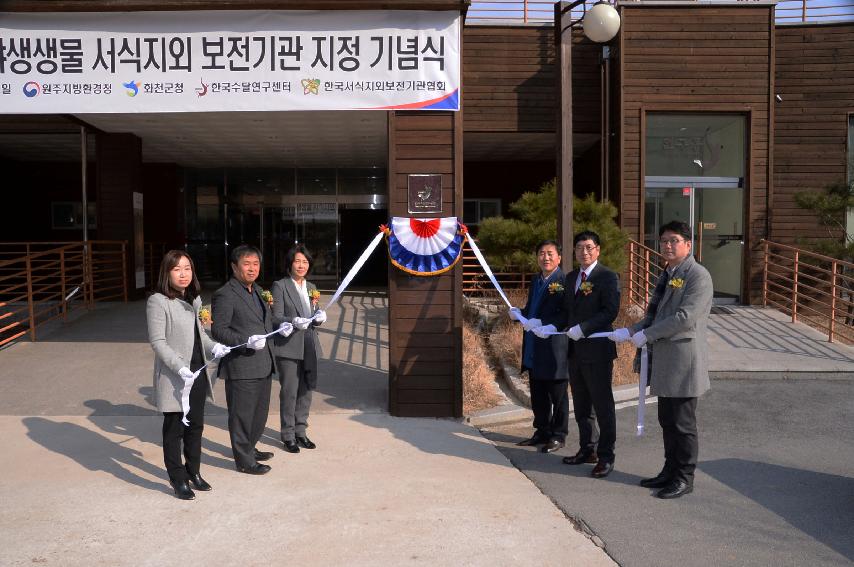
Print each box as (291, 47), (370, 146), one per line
(482, 429), (646, 488)
(37, 301), (150, 343)
(23, 417), (170, 494)
(703, 458), (854, 562)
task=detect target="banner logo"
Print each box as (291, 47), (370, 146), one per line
(22, 81), (40, 97)
(123, 80), (141, 97)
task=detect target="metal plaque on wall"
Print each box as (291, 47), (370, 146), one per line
(407, 174), (443, 214)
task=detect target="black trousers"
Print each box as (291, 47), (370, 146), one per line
(530, 379), (569, 441)
(224, 376), (273, 468)
(569, 358), (616, 463)
(162, 373), (206, 483)
(658, 396), (699, 485)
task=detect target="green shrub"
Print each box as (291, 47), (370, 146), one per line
(476, 178), (628, 273)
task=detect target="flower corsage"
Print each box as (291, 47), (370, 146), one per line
(198, 305), (212, 325)
(260, 290), (273, 306)
(579, 281), (594, 296)
(668, 278), (685, 290)
(309, 288), (321, 308)
(548, 282), (565, 295)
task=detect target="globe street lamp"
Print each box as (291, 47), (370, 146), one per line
(583, 1), (621, 43)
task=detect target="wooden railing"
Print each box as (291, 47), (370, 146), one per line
(466, 0), (854, 24)
(626, 239), (665, 310)
(462, 245), (532, 296)
(762, 239), (854, 343)
(0, 241), (127, 347)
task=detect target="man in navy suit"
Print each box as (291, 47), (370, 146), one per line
(561, 231), (620, 478)
(510, 240), (570, 454)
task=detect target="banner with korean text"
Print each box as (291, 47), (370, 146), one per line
(0, 10), (460, 113)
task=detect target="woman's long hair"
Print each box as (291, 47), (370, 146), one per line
(155, 250), (201, 301)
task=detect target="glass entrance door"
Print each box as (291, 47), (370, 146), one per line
(644, 113), (747, 303)
(644, 178), (743, 302)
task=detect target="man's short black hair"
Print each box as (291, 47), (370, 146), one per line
(536, 239), (561, 255)
(658, 221), (692, 241)
(230, 244), (262, 266)
(573, 230), (600, 247)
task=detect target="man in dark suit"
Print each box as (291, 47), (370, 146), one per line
(509, 240), (569, 454)
(560, 231), (620, 478)
(212, 245), (277, 475)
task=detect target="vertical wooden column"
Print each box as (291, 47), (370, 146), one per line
(387, 110), (463, 418)
(96, 132), (142, 297)
(556, 2), (574, 260)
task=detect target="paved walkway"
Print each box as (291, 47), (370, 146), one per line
(0, 294), (613, 567)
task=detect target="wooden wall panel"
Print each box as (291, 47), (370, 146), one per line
(617, 5), (774, 303)
(462, 26), (600, 137)
(388, 110), (462, 418)
(772, 24), (854, 244)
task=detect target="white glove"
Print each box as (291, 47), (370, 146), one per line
(611, 328), (632, 343)
(247, 335), (267, 350)
(178, 367), (195, 381)
(568, 325), (584, 341)
(278, 322), (294, 337)
(522, 318), (542, 332)
(313, 310), (327, 324)
(631, 330), (648, 348)
(532, 324), (556, 339)
(293, 317), (312, 330)
(508, 307), (522, 321)
(211, 343), (231, 359)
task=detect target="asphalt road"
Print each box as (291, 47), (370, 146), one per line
(482, 379), (854, 567)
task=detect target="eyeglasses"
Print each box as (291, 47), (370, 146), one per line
(574, 245), (598, 253)
(659, 238), (686, 247)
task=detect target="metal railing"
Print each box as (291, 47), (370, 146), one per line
(0, 241), (127, 347)
(762, 239), (854, 343)
(467, 0), (854, 24)
(626, 238), (665, 310)
(462, 245), (533, 296)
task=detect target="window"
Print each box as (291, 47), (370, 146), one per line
(51, 201), (96, 230)
(463, 199), (501, 225)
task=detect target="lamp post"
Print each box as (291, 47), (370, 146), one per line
(555, 1), (621, 257)
(582, 2), (621, 204)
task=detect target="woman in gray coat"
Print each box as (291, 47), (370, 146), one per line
(146, 250), (229, 500)
(270, 245), (326, 453)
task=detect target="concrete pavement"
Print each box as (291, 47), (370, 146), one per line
(0, 294), (614, 567)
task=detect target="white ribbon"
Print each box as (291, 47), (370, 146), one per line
(180, 367), (204, 426)
(637, 345), (649, 436)
(517, 321), (650, 436)
(324, 231), (385, 310)
(466, 233), (512, 308)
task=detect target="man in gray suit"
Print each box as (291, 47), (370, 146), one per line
(613, 221), (713, 499)
(212, 245), (278, 475)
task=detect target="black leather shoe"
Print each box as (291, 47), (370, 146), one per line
(562, 451), (598, 465)
(236, 463), (271, 475)
(516, 435), (545, 446)
(170, 480), (196, 500)
(283, 440), (300, 453)
(254, 449), (274, 461)
(541, 439), (565, 453)
(591, 461), (614, 478)
(296, 436), (316, 449)
(189, 473), (212, 491)
(640, 471), (673, 489)
(657, 480), (693, 499)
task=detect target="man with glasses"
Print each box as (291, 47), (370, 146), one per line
(612, 220), (713, 499)
(559, 231), (620, 478)
(509, 240), (570, 454)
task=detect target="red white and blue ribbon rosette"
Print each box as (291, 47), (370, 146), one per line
(384, 217), (466, 276)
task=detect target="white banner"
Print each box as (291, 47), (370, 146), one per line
(0, 10), (460, 113)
